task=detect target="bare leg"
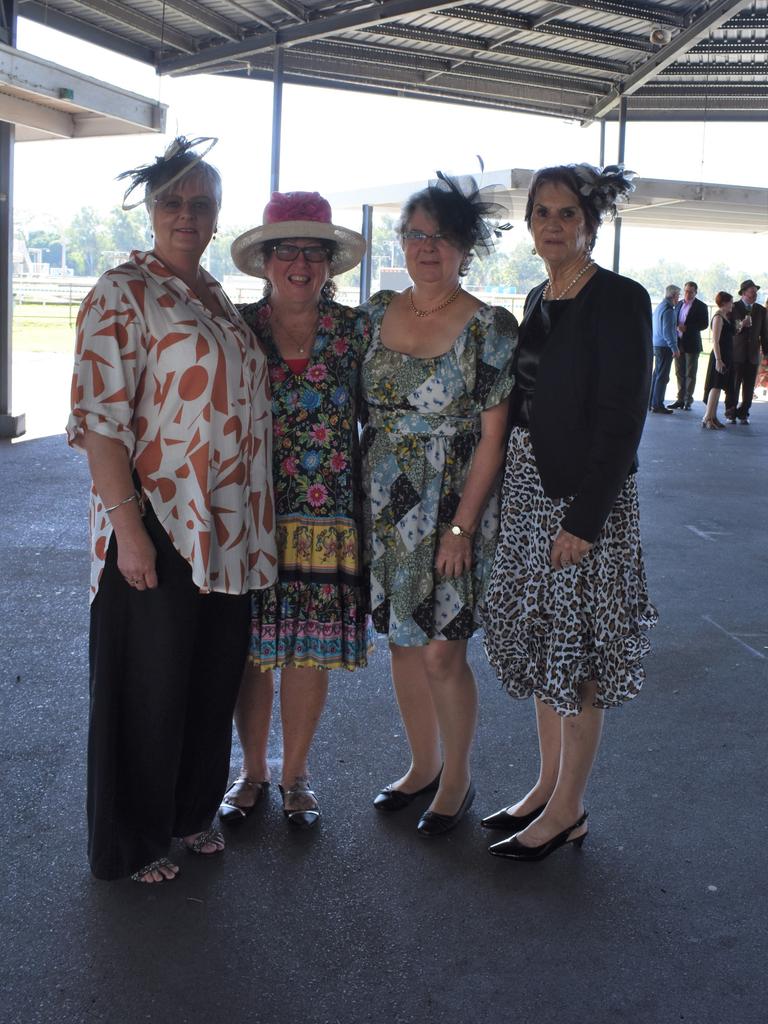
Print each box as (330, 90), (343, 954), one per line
(515, 681), (603, 846)
(422, 639), (477, 815)
(502, 696), (562, 815)
(227, 663), (274, 809)
(386, 644), (442, 792)
(279, 666), (329, 809)
(703, 387), (721, 426)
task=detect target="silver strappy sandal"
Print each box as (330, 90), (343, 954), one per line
(278, 777), (320, 830)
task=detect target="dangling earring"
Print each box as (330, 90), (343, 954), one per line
(531, 246), (537, 255)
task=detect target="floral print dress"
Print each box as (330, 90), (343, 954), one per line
(241, 297), (372, 670)
(361, 291), (517, 646)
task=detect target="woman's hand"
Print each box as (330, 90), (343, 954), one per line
(81, 433), (158, 591)
(113, 519), (158, 591)
(435, 530), (473, 578)
(550, 528), (593, 571)
(716, 359), (726, 374)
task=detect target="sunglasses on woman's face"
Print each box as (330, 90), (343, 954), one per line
(272, 244), (330, 263)
(154, 197), (216, 215)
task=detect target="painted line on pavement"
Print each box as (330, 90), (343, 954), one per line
(702, 615), (766, 660)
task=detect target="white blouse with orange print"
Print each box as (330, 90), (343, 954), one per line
(67, 250), (277, 601)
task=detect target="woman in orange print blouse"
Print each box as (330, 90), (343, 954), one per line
(67, 137), (277, 883)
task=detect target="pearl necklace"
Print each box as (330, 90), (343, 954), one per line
(546, 260), (595, 302)
(409, 283), (462, 318)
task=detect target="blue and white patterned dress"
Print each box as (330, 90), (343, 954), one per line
(361, 291), (517, 646)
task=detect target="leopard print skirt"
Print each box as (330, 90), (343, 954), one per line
(483, 428), (657, 717)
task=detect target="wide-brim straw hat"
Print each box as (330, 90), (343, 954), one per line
(231, 191), (366, 278)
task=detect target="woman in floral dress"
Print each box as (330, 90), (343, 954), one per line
(362, 174), (517, 836)
(220, 192), (370, 828)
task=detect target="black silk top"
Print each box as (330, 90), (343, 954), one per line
(509, 269), (652, 543)
(508, 298), (570, 428)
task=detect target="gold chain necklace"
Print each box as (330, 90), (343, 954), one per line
(272, 313), (317, 355)
(409, 283), (462, 318)
(546, 260), (595, 302)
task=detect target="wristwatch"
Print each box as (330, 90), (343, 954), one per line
(448, 522), (473, 540)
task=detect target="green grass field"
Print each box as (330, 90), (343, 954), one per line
(14, 304), (716, 398)
(13, 305), (78, 354)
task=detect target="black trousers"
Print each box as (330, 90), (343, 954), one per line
(731, 361), (758, 418)
(87, 504), (250, 880)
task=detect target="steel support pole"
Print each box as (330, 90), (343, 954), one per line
(599, 120), (605, 167)
(270, 46), (283, 194)
(359, 204), (373, 303)
(0, 0), (23, 439)
(612, 97), (627, 274)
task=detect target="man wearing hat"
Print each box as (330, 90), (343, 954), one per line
(729, 280), (767, 423)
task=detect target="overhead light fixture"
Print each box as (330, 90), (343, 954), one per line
(649, 27), (672, 45)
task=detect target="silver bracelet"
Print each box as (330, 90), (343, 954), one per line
(103, 492), (138, 515)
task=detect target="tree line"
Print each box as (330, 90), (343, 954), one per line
(22, 207), (767, 305)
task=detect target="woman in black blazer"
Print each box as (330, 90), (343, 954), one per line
(482, 164), (657, 861)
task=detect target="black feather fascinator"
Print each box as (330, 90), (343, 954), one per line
(429, 170), (512, 258)
(569, 163), (636, 220)
(117, 135), (218, 211)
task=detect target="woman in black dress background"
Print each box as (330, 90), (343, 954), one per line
(701, 291), (735, 430)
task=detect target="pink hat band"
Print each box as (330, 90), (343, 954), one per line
(263, 191), (332, 226)
(231, 190), (366, 278)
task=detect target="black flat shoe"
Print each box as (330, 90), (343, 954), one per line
(417, 783), (476, 837)
(373, 771), (441, 812)
(481, 802), (547, 832)
(279, 779), (320, 830)
(489, 811), (588, 861)
(219, 777), (269, 824)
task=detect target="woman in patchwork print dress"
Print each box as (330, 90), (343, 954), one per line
(220, 192), (370, 829)
(362, 173), (517, 837)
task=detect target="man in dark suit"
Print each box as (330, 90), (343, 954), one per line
(670, 281), (709, 410)
(728, 279), (768, 423)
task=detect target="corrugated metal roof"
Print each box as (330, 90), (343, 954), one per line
(17, 0), (768, 122)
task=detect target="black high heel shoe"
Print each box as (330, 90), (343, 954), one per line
(417, 782), (475, 837)
(481, 802), (546, 832)
(489, 811), (588, 861)
(373, 771), (441, 812)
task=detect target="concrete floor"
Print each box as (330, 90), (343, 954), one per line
(1, 403), (767, 1024)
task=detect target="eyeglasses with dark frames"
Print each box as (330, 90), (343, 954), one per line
(272, 243), (331, 263)
(401, 229), (450, 245)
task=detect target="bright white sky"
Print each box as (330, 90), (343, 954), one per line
(13, 18), (768, 274)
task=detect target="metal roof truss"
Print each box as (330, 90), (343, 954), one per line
(17, 0), (768, 123)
